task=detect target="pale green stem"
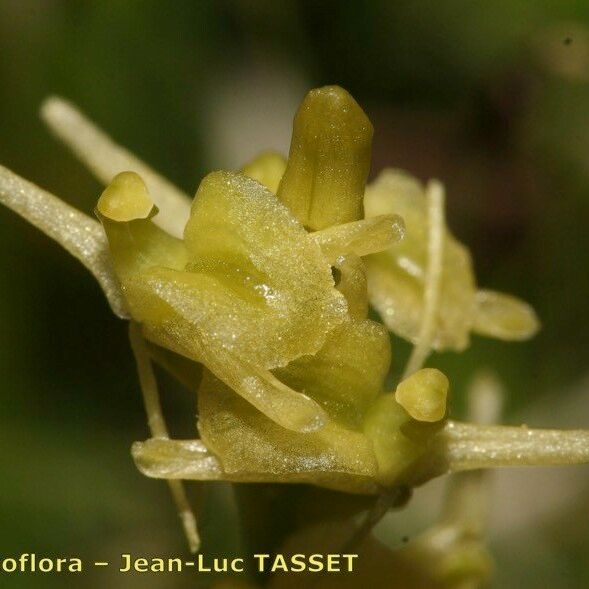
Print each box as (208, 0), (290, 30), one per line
(128, 323), (200, 553)
(40, 96), (192, 238)
(0, 164), (128, 318)
(403, 180), (445, 378)
(443, 421), (589, 471)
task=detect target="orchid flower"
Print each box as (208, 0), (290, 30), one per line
(1, 86), (588, 568)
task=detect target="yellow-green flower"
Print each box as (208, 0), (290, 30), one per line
(1, 85), (588, 561)
(364, 169), (540, 351)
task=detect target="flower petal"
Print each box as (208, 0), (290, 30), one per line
(183, 171), (348, 369)
(310, 214), (405, 264)
(473, 289), (540, 340)
(132, 438), (224, 480)
(198, 370), (379, 494)
(364, 169), (476, 351)
(274, 317), (391, 429)
(0, 164), (128, 318)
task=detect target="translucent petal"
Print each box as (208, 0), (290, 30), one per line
(132, 438), (224, 480)
(183, 171), (348, 368)
(40, 96), (191, 237)
(364, 169), (476, 351)
(198, 370), (379, 494)
(310, 214), (405, 264)
(136, 307), (330, 434)
(473, 289), (540, 340)
(133, 434), (380, 498)
(134, 292), (329, 433)
(241, 150), (286, 194)
(277, 86), (372, 230)
(274, 318), (391, 429)
(0, 164), (128, 318)
(102, 254), (329, 433)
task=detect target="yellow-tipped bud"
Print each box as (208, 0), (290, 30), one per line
(97, 171), (154, 222)
(277, 85), (373, 230)
(395, 368), (449, 423)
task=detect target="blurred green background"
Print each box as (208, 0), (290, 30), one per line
(1, 1), (589, 587)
